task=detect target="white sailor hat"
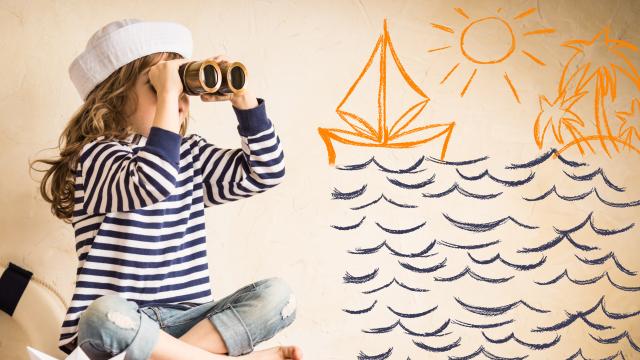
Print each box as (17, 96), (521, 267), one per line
(68, 18), (193, 101)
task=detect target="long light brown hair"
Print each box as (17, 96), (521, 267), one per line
(29, 52), (190, 223)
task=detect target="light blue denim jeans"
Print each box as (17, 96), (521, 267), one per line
(76, 277), (297, 360)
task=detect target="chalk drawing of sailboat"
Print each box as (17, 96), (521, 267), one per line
(318, 18), (456, 165)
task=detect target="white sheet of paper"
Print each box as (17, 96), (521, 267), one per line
(26, 345), (126, 360)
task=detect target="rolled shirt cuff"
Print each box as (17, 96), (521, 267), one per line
(145, 126), (182, 169)
(234, 97), (272, 136)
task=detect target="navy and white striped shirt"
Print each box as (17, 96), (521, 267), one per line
(58, 98), (285, 354)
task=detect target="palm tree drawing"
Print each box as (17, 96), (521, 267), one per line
(536, 27), (640, 156)
(616, 97), (640, 151)
(318, 18), (455, 166)
(534, 90), (592, 155)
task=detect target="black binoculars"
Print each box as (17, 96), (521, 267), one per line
(178, 60), (247, 96)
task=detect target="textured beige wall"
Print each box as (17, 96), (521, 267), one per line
(1, 0), (639, 359)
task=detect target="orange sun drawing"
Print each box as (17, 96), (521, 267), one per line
(429, 7), (555, 103)
(317, 18), (455, 166)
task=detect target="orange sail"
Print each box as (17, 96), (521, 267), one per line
(318, 18), (455, 165)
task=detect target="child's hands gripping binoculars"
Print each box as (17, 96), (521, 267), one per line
(178, 59), (247, 96)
